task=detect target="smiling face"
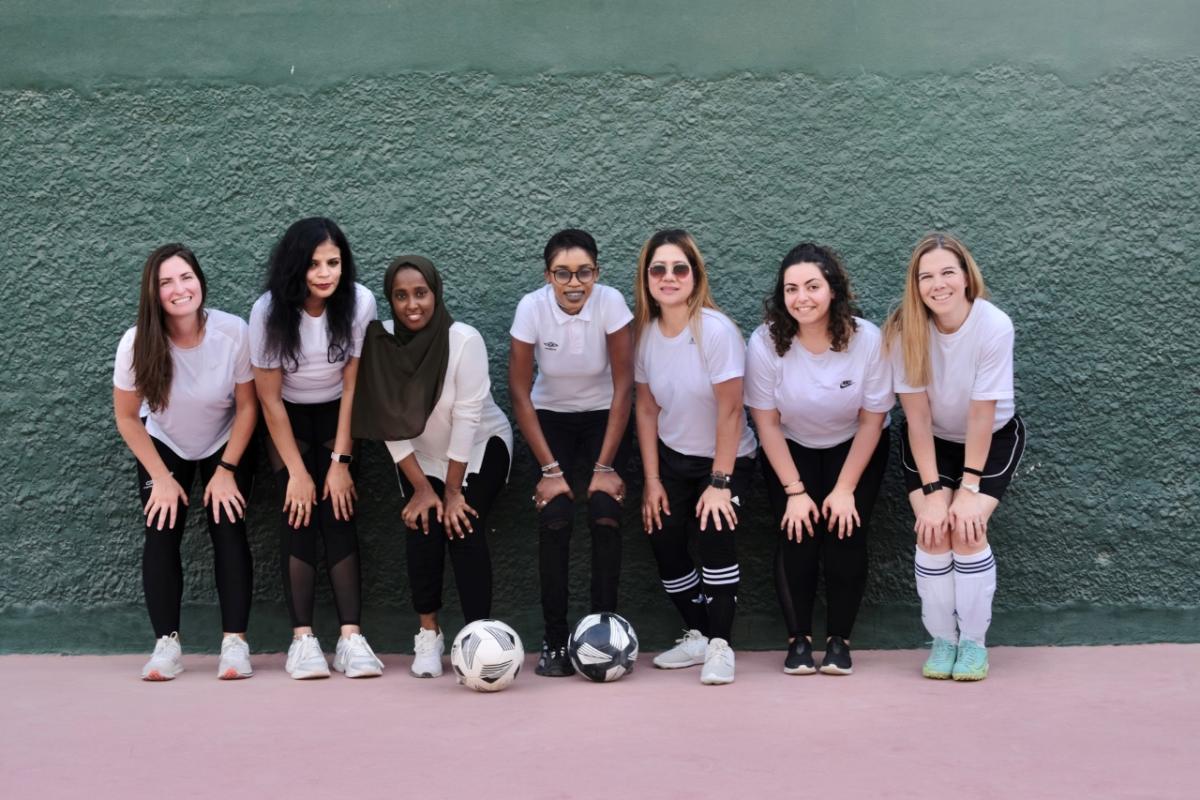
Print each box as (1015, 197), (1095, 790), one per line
(157, 255), (203, 319)
(916, 248), (969, 320)
(390, 267), (437, 332)
(545, 247), (598, 314)
(646, 243), (695, 309)
(782, 262), (832, 329)
(305, 239), (343, 304)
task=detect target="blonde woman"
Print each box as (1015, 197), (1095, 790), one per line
(634, 229), (757, 685)
(884, 232), (1025, 681)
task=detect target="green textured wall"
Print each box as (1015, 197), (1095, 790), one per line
(2, 1), (1198, 653)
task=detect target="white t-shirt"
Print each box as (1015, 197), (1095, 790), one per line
(510, 284), (634, 413)
(892, 298), (1015, 443)
(384, 321), (514, 486)
(248, 283), (376, 404)
(113, 309), (254, 461)
(634, 308), (758, 459)
(744, 318), (894, 449)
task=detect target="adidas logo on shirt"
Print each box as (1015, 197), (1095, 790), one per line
(543, 341), (559, 351)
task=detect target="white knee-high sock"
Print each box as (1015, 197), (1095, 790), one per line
(953, 547), (996, 646)
(914, 548), (957, 642)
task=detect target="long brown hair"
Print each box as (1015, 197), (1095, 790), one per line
(632, 229), (719, 351)
(883, 232), (988, 387)
(132, 244), (207, 412)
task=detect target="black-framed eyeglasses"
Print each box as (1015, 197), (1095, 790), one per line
(648, 263), (691, 279)
(550, 267), (597, 285)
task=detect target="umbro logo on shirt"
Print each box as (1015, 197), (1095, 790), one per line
(840, 380), (854, 388)
(543, 341), (559, 351)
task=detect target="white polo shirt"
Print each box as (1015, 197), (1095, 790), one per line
(744, 318), (893, 449)
(113, 308), (254, 461)
(634, 308), (758, 459)
(384, 321), (514, 486)
(892, 298), (1015, 443)
(510, 284), (633, 413)
(248, 283), (376, 404)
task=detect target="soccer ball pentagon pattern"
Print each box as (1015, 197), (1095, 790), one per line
(450, 619), (524, 692)
(568, 612), (639, 682)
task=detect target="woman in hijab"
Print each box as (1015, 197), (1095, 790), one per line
(353, 256), (513, 680)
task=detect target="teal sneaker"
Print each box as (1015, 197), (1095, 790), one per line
(952, 639), (989, 681)
(922, 637), (957, 679)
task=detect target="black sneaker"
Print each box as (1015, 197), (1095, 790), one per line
(783, 638), (816, 675)
(819, 636), (853, 675)
(535, 641), (576, 677)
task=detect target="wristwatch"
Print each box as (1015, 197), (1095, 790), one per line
(709, 471), (732, 490)
(330, 452), (354, 464)
(920, 480), (943, 496)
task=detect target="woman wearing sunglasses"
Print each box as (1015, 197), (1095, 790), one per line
(508, 229), (635, 677)
(633, 229), (757, 685)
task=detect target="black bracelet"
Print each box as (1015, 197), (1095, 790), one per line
(217, 460), (238, 473)
(785, 489), (808, 498)
(962, 466), (984, 477)
(921, 480), (943, 496)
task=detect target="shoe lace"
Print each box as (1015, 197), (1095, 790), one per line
(153, 634), (178, 657)
(222, 636), (247, 656)
(301, 635), (323, 660)
(349, 634), (380, 664)
(959, 642), (985, 669)
(414, 631), (438, 656)
(932, 638), (956, 660)
(676, 629), (703, 646)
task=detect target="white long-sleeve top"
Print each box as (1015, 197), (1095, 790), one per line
(383, 321), (513, 486)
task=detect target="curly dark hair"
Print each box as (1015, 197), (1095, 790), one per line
(764, 242), (859, 356)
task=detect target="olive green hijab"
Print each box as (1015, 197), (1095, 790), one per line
(351, 255), (453, 441)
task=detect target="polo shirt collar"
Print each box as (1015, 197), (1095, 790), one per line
(546, 284), (595, 324)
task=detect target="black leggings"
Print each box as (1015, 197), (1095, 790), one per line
(135, 436), (255, 638)
(762, 429), (890, 640)
(649, 441), (754, 643)
(265, 398), (361, 629)
(397, 437), (510, 623)
(536, 409), (631, 647)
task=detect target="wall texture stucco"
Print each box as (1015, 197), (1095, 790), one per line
(1, 3), (1198, 652)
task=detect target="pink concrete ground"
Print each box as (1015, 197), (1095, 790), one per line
(3, 645), (1197, 799)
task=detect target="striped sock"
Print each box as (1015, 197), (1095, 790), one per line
(915, 548), (957, 642)
(953, 547), (996, 646)
(661, 570), (707, 632)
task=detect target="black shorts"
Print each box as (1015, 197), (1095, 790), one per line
(900, 414), (1026, 501)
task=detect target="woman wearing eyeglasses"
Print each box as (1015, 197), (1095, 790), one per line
(634, 229), (757, 685)
(509, 229), (635, 677)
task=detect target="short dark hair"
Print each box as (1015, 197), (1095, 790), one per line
(543, 229), (598, 269)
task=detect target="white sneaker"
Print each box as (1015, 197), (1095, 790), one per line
(411, 629), (445, 678)
(142, 632), (184, 681)
(333, 633), (384, 678)
(700, 637), (735, 685)
(217, 634), (253, 680)
(652, 629), (709, 669)
(286, 634), (330, 680)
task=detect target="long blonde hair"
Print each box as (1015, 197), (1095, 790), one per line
(883, 232), (988, 387)
(633, 229), (719, 354)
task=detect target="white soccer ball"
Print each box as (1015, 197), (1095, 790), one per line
(450, 619), (524, 692)
(568, 612), (639, 682)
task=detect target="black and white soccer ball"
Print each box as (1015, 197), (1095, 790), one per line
(568, 612), (639, 682)
(450, 619), (524, 692)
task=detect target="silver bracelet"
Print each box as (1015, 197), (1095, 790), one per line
(541, 470), (565, 479)
(540, 460), (560, 474)
(593, 462), (616, 473)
